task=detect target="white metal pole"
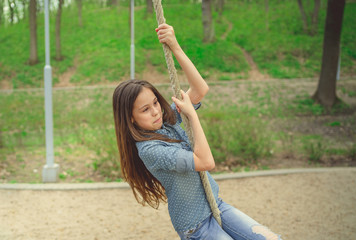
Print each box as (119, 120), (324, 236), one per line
(130, 0), (135, 79)
(42, 0), (59, 183)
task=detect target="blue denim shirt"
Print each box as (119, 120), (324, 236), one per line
(136, 103), (220, 232)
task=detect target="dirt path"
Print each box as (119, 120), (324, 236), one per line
(220, 16), (269, 81)
(1, 168), (355, 240)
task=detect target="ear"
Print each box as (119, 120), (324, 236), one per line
(131, 117), (134, 123)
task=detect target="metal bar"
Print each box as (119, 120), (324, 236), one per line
(42, 0), (59, 183)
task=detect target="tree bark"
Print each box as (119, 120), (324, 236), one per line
(297, 0), (308, 34)
(107, 0), (118, 7)
(311, 0), (321, 35)
(76, 0), (82, 27)
(146, 0), (153, 15)
(214, 0), (224, 19)
(312, 0), (345, 109)
(0, 0), (4, 25)
(55, 0), (64, 61)
(28, 0), (38, 65)
(8, 0), (14, 24)
(202, 0), (214, 43)
(12, 0), (20, 22)
(21, 0), (27, 20)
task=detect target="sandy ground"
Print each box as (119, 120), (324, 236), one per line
(0, 168), (356, 240)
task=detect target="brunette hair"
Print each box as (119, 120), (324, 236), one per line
(112, 79), (178, 208)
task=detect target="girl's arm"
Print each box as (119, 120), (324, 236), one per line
(156, 24), (209, 104)
(172, 90), (215, 171)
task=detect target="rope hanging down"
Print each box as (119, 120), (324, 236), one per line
(151, 0), (222, 227)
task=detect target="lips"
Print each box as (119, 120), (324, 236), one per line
(153, 117), (161, 124)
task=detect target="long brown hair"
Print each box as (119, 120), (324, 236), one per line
(112, 79), (178, 208)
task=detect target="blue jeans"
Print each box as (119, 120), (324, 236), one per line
(177, 199), (282, 240)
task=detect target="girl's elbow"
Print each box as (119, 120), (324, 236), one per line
(194, 155), (215, 171)
(203, 156), (215, 171)
(202, 84), (209, 97)
(196, 85), (209, 102)
(206, 160), (215, 171)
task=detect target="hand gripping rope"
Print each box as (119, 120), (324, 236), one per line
(151, 0), (222, 227)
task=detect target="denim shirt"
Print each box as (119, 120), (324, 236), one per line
(136, 103), (220, 232)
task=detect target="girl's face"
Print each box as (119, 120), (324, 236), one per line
(132, 87), (163, 131)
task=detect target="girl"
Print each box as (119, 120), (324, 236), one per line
(113, 24), (282, 240)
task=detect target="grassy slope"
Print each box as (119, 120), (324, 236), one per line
(0, 0), (355, 88)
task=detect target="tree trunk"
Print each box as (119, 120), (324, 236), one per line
(76, 0), (82, 27)
(12, 0), (20, 22)
(297, 0), (308, 34)
(311, 0), (321, 35)
(21, 0), (27, 20)
(146, 0), (153, 15)
(0, 0), (4, 25)
(8, 0), (14, 24)
(28, 0), (38, 65)
(55, 0), (64, 61)
(214, 0), (224, 19)
(107, 0), (118, 7)
(202, 0), (214, 43)
(312, 0), (345, 109)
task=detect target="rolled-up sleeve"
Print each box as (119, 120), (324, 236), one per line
(137, 141), (195, 173)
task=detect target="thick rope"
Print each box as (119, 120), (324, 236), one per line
(152, 0), (222, 227)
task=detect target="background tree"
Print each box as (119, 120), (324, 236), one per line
(202, 0), (214, 43)
(21, 0), (27, 20)
(312, 0), (345, 109)
(28, 0), (38, 65)
(297, 0), (321, 36)
(310, 0), (321, 35)
(8, 0), (14, 24)
(214, 0), (224, 20)
(0, 0), (3, 26)
(76, 0), (82, 27)
(55, 0), (64, 61)
(107, 0), (118, 7)
(265, 0), (269, 30)
(146, 0), (153, 16)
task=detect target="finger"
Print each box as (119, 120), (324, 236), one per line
(180, 90), (186, 99)
(159, 37), (170, 44)
(171, 96), (182, 105)
(157, 33), (170, 41)
(157, 30), (173, 39)
(156, 24), (170, 33)
(157, 23), (170, 29)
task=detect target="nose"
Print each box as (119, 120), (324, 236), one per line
(152, 105), (159, 116)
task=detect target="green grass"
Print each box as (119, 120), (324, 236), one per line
(2, 79), (355, 183)
(201, 110), (274, 164)
(0, 0), (355, 88)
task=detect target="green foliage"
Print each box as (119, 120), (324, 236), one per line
(327, 121), (341, 127)
(200, 108), (273, 164)
(292, 94), (325, 115)
(301, 135), (325, 163)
